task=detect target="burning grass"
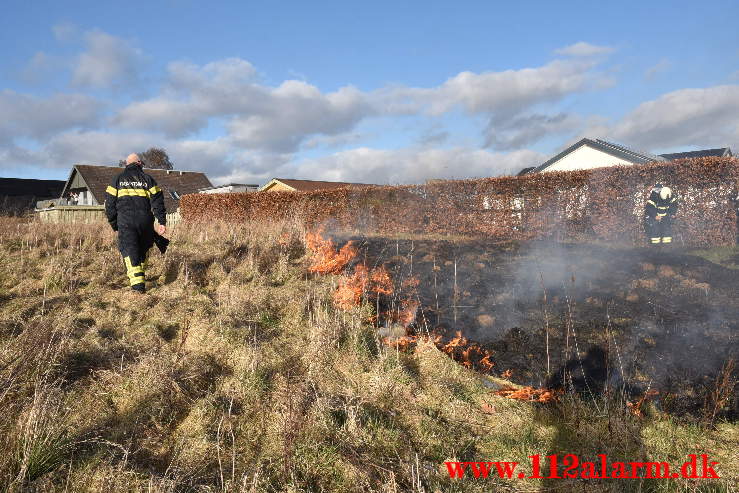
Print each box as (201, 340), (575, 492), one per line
(306, 230), (498, 374)
(493, 385), (560, 403)
(0, 216), (736, 492)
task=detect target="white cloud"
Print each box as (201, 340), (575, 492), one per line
(554, 42), (615, 57)
(289, 147), (545, 184)
(0, 90), (102, 144)
(227, 82), (370, 152)
(39, 131), (155, 167)
(20, 52), (64, 83)
(114, 52), (614, 153)
(115, 58), (372, 150)
(114, 98), (209, 137)
(303, 132), (364, 150)
(484, 113), (582, 150)
(612, 85), (739, 150)
(379, 59), (604, 118)
(72, 30), (143, 88)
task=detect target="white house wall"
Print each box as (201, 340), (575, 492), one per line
(542, 144), (635, 172)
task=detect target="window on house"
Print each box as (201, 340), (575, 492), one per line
(169, 189), (181, 200)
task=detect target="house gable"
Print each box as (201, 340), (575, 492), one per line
(541, 143), (638, 173)
(260, 179), (296, 192)
(60, 168), (98, 205)
(534, 138), (663, 173)
(259, 178), (368, 192)
(61, 165), (212, 211)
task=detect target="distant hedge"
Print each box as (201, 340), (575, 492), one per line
(181, 157), (739, 247)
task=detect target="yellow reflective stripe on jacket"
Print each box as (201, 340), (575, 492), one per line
(117, 188), (150, 198)
(647, 200), (656, 207)
(106, 185), (118, 196)
(148, 186), (161, 195)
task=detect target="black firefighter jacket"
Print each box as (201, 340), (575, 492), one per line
(644, 188), (678, 223)
(105, 164), (167, 231)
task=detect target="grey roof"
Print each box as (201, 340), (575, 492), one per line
(199, 183), (259, 191)
(534, 138), (665, 173)
(62, 165), (212, 212)
(0, 178), (65, 198)
(659, 148), (733, 160)
(516, 167), (536, 176)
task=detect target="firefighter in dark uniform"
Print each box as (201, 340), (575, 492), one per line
(105, 154), (167, 292)
(644, 183), (678, 246)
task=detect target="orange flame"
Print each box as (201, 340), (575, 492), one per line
(435, 331), (495, 373)
(627, 390), (659, 417)
(384, 331), (496, 374)
(305, 229), (358, 274)
(334, 264), (369, 309)
(396, 299), (420, 327)
(370, 267), (394, 295)
(493, 386), (559, 403)
(333, 264), (396, 310)
(306, 229), (496, 376)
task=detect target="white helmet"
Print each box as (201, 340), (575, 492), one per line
(659, 187), (672, 201)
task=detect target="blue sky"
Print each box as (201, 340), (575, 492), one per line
(1, 0), (737, 184)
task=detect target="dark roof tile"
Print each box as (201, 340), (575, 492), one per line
(64, 165), (212, 212)
(0, 178), (65, 198)
(659, 148), (732, 160)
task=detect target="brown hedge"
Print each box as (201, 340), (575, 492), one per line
(181, 157), (739, 247)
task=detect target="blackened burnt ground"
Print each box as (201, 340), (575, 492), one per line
(339, 235), (739, 419)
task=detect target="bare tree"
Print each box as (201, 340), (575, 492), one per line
(118, 147), (174, 169)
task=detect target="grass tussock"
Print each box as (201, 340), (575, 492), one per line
(0, 216), (736, 492)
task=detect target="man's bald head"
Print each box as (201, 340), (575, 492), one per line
(126, 153), (141, 166)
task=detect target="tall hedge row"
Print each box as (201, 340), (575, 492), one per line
(181, 157), (739, 247)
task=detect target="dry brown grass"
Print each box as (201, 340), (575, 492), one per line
(0, 216), (736, 492)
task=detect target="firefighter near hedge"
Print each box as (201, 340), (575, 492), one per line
(644, 183), (678, 246)
(105, 153), (169, 293)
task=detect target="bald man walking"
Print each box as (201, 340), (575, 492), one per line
(105, 154), (167, 293)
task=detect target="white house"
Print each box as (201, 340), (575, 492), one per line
(199, 183), (259, 194)
(524, 138), (733, 174)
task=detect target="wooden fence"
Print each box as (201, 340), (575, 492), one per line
(36, 206), (180, 226)
(37, 206), (106, 224)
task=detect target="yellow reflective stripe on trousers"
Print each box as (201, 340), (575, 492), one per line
(662, 237), (672, 243)
(106, 185), (118, 196)
(124, 256), (145, 286)
(650, 238), (661, 243)
(148, 186), (161, 195)
(118, 188), (150, 198)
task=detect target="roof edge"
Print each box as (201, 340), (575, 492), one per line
(534, 138), (663, 173)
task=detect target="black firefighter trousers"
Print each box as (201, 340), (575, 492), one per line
(118, 221), (155, 291)
(645, 217), (673, 245)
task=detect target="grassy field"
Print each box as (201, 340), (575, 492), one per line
(0, 216), (736, 492)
